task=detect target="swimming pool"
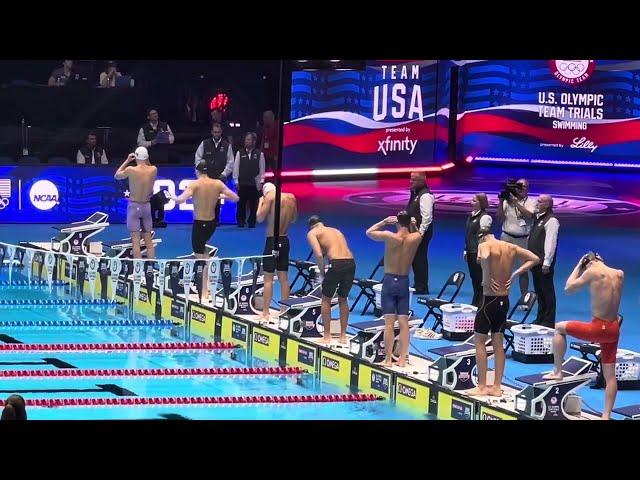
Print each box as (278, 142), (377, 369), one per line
(0, 272), (427, 420)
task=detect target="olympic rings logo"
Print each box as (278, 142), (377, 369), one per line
(559, 62), (585, 73)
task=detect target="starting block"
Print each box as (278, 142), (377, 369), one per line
(428, 335), (477, 357)
(214, 271), (264, 316)
(278, 285), (339, 338)
(427, 344), (494, 391)
(514, 356), (596, 420)
(349, 314), (421, 363)
(102, 232), (162, 259)
(613, 404), (640, 420)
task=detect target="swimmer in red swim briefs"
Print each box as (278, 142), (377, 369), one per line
(543, 252), (624, 420)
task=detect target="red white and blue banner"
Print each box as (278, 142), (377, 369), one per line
(457, 60), (640, 168)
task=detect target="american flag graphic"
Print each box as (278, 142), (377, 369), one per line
(0, 179), (10, 197)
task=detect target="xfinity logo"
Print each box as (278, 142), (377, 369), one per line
(30, 180), (59, 210)
(377, 136), (417, 156)
(397, 383), (417, 399)
(322, 357), (340, 371)
(254, 332), (269, 346)
(192, 310), (206, 323)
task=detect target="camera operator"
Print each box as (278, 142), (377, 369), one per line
(497, 178), (536, 297)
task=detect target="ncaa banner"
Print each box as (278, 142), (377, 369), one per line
(87, 256), (99, 299)
(182, 260), (195, 304)
(157, 260), (167, 308)
(132, 259), (144, 302)
(207, 259), (220, 305)
(110, 258), (122, 301)
(44, 251), (55, 290)
(24, 248), (34, 284)
(6, 245), (15, 283)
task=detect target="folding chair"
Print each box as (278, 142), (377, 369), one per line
(417, 271), (466, 331)
(288, 250), (315, 292)
(350, 256), (384, 315)
(503, 291), (538, 352)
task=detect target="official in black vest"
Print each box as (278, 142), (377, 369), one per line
(76, 132), (108, 165)
(464, 193), (492, 307)
(233, 132), (265, 228)
(527, 194), (560, 328)
(406, 171), (435, 294)
(137, 109), (175, 164)
(194, 122), (235, 224)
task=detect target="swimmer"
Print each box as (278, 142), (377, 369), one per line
(467, 220), (539, 397)
(366, 211), (423, 368)
(542, 252), (624, 420)
(171, 162), (239, 300)
(306, 215), (356, 345)
(1, 394), (27, 420)
(114, 147), (157, 259)
(256, 182), (297, 323)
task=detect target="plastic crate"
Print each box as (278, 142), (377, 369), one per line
(442, 303), (477, 333)
(613, 350), (640, 381)
(512, 324), (554, 355)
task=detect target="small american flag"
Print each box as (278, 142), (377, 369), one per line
(0, 179), (10, 197)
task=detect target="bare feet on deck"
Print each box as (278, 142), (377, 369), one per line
(382, 359), (393, 368)
(466, 386), (489, 396)
(487, 386), (504, 397)
(339, 335), (348, 345)
(542, 370), (563, 380)
(318, 337), (332, 345)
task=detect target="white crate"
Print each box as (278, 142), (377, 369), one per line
(512, 324), (554, 355)
(442, 303), (477, 333)
(613, 350), (640, 381)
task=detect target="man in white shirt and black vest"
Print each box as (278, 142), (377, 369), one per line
(76, 132), (108, 165)
(406, 171), (435, 294)
(137, 108), (175, 164)
(527, 194), (560, 328)
(497, 178), (536, 297)
(233, 132), (265, 228)
(194, 122), (235, 224)
(464, 193), (492, 307)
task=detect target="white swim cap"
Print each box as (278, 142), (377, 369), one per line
(262, 182), (276, 196)
(134, 146), (149, 161)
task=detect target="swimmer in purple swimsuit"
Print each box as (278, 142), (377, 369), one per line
(114, 147), (158, 258)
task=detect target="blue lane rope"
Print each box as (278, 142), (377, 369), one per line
(0, 280), (67, 287)
(0, 319), (176, 328)
(0, 299), (120, 306)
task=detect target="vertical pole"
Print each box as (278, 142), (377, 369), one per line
(272, 60), (289, 257)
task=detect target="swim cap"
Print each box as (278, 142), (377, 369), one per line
(262, 182), (275, 196)
(134, 146), (149, 161)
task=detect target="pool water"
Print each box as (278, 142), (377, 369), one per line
(0, 272), (426, 420)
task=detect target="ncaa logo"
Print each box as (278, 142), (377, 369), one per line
(29, 180), (59, 210)
(549, 60), (595, 85)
